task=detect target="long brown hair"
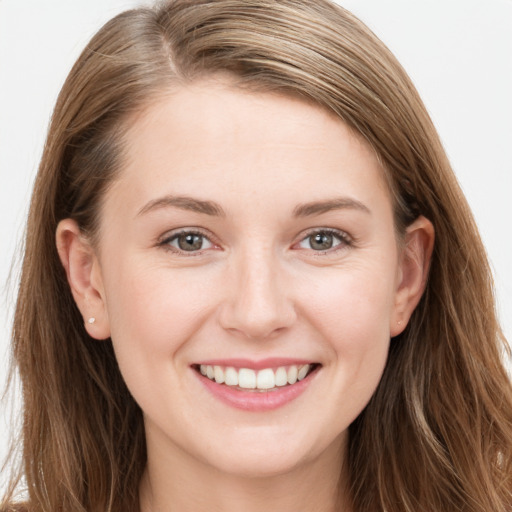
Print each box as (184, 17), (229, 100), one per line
(2, 1), (511, 511)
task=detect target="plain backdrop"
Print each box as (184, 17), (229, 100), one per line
(1, 0), (511, 492)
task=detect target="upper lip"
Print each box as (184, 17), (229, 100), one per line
(192, 357), (318, 370)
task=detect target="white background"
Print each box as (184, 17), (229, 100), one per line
(1, 0), (511, 492)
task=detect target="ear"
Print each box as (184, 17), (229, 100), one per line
(56, 219), (111, 340)
(390, 215), (435, 337)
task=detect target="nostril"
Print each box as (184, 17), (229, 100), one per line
(218, 302), (297, 341)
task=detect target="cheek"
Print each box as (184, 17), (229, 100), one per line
(102, 259), (217, 361)
(301, 260), (397, 343)
(100, 259), (222, 417)
(297, 259), (396, 404)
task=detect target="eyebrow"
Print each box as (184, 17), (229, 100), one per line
(293, 197), (371, 217)
(137, 194), (370, 218)
(137, 195), (226, 217)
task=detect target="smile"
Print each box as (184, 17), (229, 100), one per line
(192, 361), (320, 411)
(197, 363), (316, 391)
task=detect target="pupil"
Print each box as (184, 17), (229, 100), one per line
(311, 233), (333, 250)
(178, 234), (202, 251)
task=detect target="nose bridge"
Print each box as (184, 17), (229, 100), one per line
(219, 242), (295, 339)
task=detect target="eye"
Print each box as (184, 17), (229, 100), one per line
(163, 231), (213, 253)
(297, 229), (350, 252)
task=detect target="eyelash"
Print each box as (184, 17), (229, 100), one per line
(158, 227), (353, 255)
(296, 228), (353, 254)
(159, 229), (217, 255)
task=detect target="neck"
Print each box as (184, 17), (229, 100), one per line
(139, 431), (352, 512)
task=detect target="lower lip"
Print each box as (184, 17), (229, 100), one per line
(195, 369), (318, 412)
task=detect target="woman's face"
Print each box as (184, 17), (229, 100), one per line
(69, 79), (428, 478)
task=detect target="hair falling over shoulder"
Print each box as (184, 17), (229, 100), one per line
(2, 1), (512, 511)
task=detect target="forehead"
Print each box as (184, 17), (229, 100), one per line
(108, 79), (391, 218)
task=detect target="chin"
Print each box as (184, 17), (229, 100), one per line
(195, 427), (343, 479)
(207, 450), (308, 479)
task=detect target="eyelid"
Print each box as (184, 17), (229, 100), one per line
(156, 226), (353, 255)
(293, 227), (353, 253)
(158, 227), (220, 254)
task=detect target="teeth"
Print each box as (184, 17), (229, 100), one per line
(214, 365), (224, 384)
(198, 364), (313, 390)
(225, 367), (238, 386)
(275, 367), (288, 386)
(238, 368), (256, 389)
(297, 365), (309, 381)
(256, 368), (275, 389)
(287, 365), (298, 385)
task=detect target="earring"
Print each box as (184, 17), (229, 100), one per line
(87, 317), (96, 324)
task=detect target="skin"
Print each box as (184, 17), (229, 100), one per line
(57, 78), (434, 512)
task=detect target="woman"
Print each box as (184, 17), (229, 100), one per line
(2, 0), (511, 511)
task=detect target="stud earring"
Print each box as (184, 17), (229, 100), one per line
(87, 317), (96, 324)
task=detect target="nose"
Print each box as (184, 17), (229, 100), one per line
(218, 249), (296, 340)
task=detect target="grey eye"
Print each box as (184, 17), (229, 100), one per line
(298, 231), (344, 251)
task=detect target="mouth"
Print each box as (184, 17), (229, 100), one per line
(192, 362), (320, 392)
